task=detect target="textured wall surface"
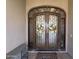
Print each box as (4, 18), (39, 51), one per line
(67, 0), (73, 57)
(6, 0), (26, 53)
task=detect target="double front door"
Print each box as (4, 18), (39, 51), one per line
(35, 13), (58, 50)
(29, 7), (66, 51)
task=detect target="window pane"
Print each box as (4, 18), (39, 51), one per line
(49, 15), (58, 48)
(36, 15), (45, 46)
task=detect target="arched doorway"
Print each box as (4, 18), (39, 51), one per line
(28, 6), (66, 51)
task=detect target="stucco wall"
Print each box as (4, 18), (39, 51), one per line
(67, 0), (73, 57)
(6, 0), (26, 53)
(26, 0), (68, 52)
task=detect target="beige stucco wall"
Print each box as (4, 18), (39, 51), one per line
(26, 0), (68, 51)
(6, 0), (26, 53)
(67, 0), (73, 57)
(26, 0), (68, 12)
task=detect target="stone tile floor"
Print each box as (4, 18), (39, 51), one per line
(57, 53), (72, 59)
(26, 53), (72, 59)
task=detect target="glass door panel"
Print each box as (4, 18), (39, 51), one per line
(48, 15), (58, 48)
(36, 15), (45, 47)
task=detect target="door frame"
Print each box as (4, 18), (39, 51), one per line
(28, 6), (66, 51)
